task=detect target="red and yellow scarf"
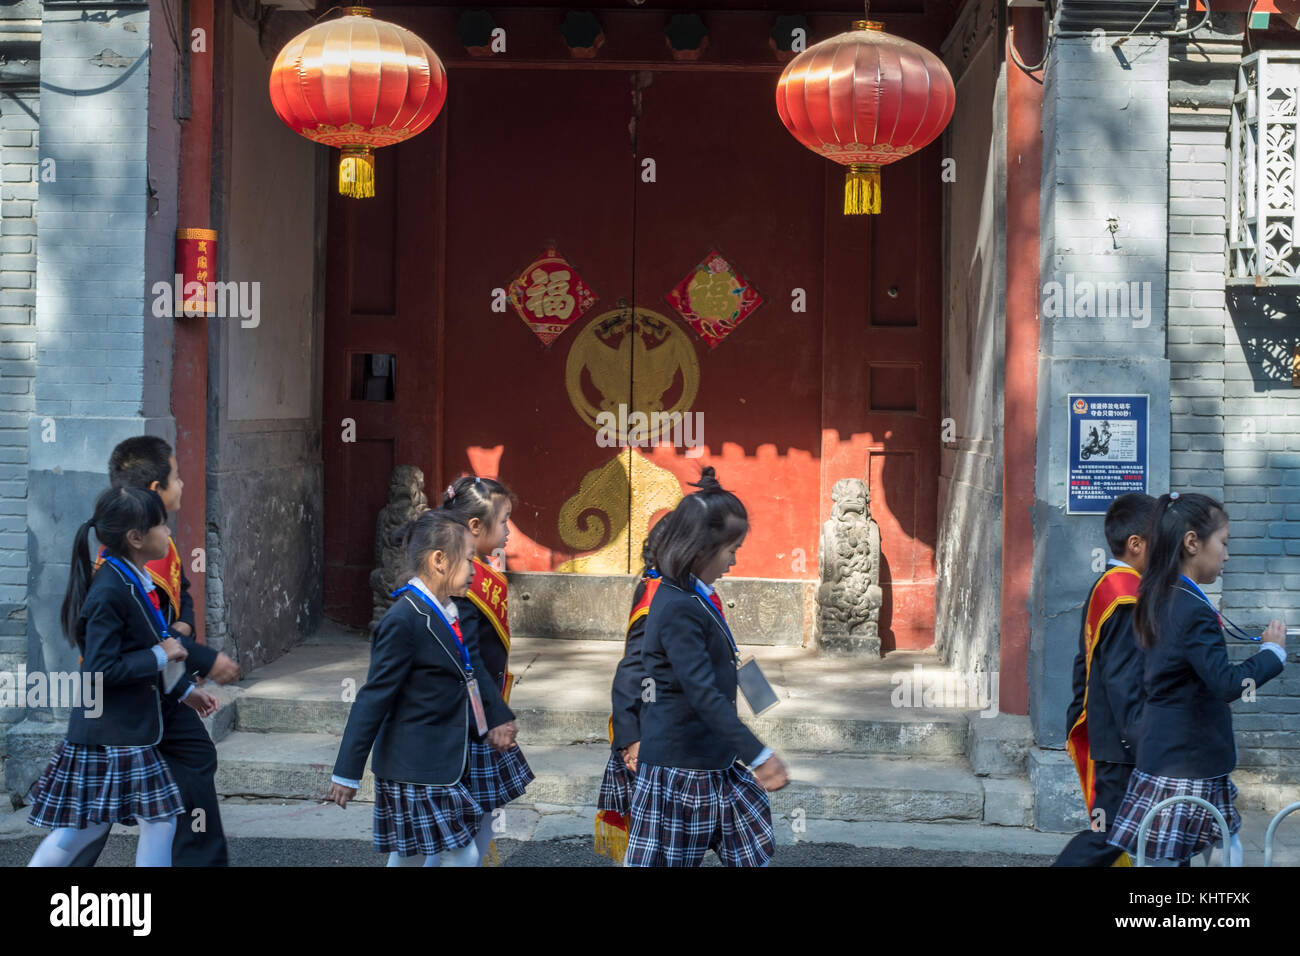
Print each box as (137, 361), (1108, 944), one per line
(1065, 563), (1140, 867)
(466, 556), (513, 702)
(594, 576), (661, 862)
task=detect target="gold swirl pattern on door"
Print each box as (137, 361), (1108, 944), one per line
(557, 306), (699, 572)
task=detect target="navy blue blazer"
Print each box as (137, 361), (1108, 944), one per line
(67, 560), (194, 747)
(451, 597), (514, 733)
(1065, 574), (1145, 765)
(1137, 585), (1285, 779)
(610, 578), (650, 751)
(334, 592), (479, 786)
(637, 577), (765, 770)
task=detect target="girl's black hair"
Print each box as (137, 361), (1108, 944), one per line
(655, 467), (749, 584)
(440, 475), (513, 526)
(638, 512), (671, 578)
(396, 509), (472, 580)
(1134, 492), (1228, 650)
(61, 486), (168, 647)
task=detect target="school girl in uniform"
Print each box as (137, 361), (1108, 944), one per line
(625, 468), (790, 868)
(1106, 492), (1287, 866)
(441, 476), (531, 865)
(594, 521), (667, 862)
(328, 509), (513, 867)
(27, 486), (219, 867)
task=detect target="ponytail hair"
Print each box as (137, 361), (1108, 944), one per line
(1134, 492), (1228, 650)
(396, 509), (472, 580)
(655, 466), (749, 584)
(639, 511), (671, 578)
(440, 475), (513, 526)
(61, 486), (167, 647)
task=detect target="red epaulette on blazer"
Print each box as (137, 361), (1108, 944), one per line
(467, 556), (513, 702)
(606, 576), (660, 744)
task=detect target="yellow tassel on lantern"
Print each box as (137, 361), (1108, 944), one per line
(485, 839), (501, 867)
(339, 146), (375, 198)
(844, 163), (882, 215)
(1110, 851), (1133, 867)
(593, 810), (630, 863)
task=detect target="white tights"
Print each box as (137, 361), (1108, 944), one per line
(28, 817), (177, 868)
(1145, 832), (1243, 867)
(385, 840), (479, 867)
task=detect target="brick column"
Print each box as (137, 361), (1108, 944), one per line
(1026, 33), (1172, 829)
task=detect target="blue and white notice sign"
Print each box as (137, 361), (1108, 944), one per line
(1067, 394), (1149, 515)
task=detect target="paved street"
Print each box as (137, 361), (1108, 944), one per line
(3, 795), (1297, 867)
(0, 833), (1052, 868)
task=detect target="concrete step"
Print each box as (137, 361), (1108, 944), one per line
(214, 733), (998, 824)
(0, 636), (25, 674)
(231, 639), (971, 757)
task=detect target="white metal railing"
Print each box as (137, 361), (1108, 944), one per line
(1263, 802), (1300, 867)
(1229, 51), (1300, 285)
(1134, 795), (1232, 866)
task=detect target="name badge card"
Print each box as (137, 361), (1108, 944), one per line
(736, 656), (779, 715)
(466, 677), (489, 737)
(161, 660), (186, 694)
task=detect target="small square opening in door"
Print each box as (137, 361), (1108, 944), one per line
(350, 353), (396, 402)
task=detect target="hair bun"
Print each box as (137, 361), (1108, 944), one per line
(690, 466), (721, 491)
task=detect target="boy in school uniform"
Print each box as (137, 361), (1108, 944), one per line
(69, 436), (241, 867)
(1054, 492), (1157, 867)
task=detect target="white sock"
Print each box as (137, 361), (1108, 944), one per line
(439, 841), (480, 867)
(135, 817), (176, 867)
(1202, 832), (1244, 867)
(474, 823), (495, 865)
(28, 822), (112, 867)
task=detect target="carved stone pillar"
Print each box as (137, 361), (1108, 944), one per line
(369, 465), (430, 633)
(815, 478), (884, 657)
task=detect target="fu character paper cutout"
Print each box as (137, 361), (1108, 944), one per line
(664, 250), (763, 349)
(506, 247), (598, 346)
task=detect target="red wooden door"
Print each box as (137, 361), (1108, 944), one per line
(323, 56), (942, 649)
(440, 69), (638, 572)
(628, 70), (827, 581)
(322, 130), (443, 627)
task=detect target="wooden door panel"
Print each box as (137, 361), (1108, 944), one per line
(630, 70), (828, 580)
(440, 70), (636, 571)
(324, 125), (442, 626)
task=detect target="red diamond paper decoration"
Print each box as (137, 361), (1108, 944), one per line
(664, 250), (763, 349)
(506, 247), (597, 346)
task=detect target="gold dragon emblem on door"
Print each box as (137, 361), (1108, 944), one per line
(558, 305), (701, 573)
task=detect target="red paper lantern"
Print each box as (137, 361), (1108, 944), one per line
(269, 6), (447, 199)
(776, 20), (955, 214)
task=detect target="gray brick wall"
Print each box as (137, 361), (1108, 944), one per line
(0, 85), (38, 782)
(26, 3), (162, 691)
(1168, 110), (1300, 798)
(0, 89), (37, 647)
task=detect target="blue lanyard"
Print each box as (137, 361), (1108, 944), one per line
(646, 569), (660, 580)
(102, 555), (169, 641)
(391, 584), (474, 673)
(691, 577), (739, 657)
(1178, 575), (1260, 643)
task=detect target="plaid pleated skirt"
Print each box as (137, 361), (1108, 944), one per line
(597, 750), (634, 815)
(373, 777), (483, 857)
(27, 739), (184, 829)
(1106, 770), (1241, 863)
(625, 763), (774, 868)
(463, 740), (534, 811)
